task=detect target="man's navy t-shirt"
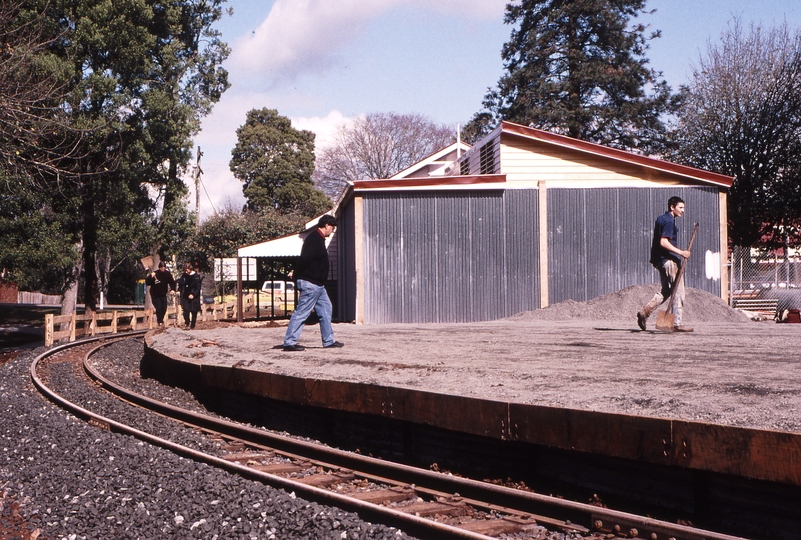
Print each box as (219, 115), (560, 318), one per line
(650, 211), (679, 268)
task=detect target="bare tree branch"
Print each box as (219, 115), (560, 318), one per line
(0, 0), (113, 183)
(314, 112), (455, 190)
(672, 20), (801, 247)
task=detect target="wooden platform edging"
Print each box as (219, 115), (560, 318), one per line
(142, 336), (801, 487)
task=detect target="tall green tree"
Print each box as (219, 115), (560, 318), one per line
(230, 108), (330, 214)
(468, 0), (672, 152)
(5, 0), (230, 311)
(0, 177), (81, 294)
(0, 0), (88, 181)
(185, 204), (307, 262)
(94, 178), (158, 299)
(273, 182), (335, 218)
(0, 1), (88, 301)
(670, 21), (801, 248)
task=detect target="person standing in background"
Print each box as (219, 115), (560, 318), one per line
(177, 262), (202, 329)
(145, 261), (176, 327)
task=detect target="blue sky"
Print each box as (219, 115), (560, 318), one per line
(190, 0), (801, 219)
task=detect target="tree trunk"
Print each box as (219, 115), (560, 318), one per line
(60, 243), (83, 331)
(161, 156), (181, 229)
(81, 175), (99, 313)
(96, 249), (112, 309)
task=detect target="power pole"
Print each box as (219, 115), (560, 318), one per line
(193, 147), (203, 228)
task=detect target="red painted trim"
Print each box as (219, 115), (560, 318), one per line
(353, 174), (506, 190)
(501, 121), (734, 188)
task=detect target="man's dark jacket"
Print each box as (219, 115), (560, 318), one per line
(145, 269), (176, 297)
(295, 229), (329, 286)
(177, 272), (202, 310)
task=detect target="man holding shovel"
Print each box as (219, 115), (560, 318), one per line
(637, 196), (693, 332)
(146, 261), (176, 327)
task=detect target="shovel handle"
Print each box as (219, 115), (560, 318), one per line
(666, 223), (699, 307)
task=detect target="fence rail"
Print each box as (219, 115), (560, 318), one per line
(45, 310), (152, 346)
(44, 293), (264, 346)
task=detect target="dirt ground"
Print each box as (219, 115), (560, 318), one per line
(149, 284), (801, 434)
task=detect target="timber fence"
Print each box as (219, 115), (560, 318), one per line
(18, 291), (62, 305)
(44, 292), (261, 346)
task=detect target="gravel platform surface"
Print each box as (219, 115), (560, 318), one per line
(0, 341), (414, 540)
(150, 285), (801, 433)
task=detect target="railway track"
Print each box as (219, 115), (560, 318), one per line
(31, 335), (748, 540)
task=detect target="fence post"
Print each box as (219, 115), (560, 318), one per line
(45, 314), (53, 347)
(69, 313), (76, 342)
(729, 248), (736, 306)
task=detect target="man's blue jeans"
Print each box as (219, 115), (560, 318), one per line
(283, 279), (335, 347)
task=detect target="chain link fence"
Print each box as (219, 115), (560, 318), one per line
(729, 245), (801, 318)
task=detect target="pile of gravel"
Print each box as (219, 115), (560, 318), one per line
(0, 343), (413, 540)
(511, 284), (751, 323)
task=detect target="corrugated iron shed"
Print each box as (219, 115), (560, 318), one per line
(239, 122), (734, 325)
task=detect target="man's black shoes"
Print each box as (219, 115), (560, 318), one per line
(283, 342), (343, 351)
(636, 311), (647, 331)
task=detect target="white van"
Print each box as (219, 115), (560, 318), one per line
(261, 280), (295, 300)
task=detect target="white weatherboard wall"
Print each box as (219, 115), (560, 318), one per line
(501, 138), (687, 188)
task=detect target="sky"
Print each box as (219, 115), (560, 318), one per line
(188, 0), (801, 220)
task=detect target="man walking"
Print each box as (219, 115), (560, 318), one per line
(283, 215), (344, 351)
(145, 261), (176, 327)
(637, 196), (693, 332)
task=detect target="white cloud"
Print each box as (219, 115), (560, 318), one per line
(228, 0), (394, 85)
(227, 0), (506, 86)
(188, 89), (274, 217)
(292, 110), (355, 150)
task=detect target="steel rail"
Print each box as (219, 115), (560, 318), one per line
(79, 336), (748, 540)
(29, 335), (498, 540)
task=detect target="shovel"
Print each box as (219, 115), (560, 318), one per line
(655, 223), (699, 332)
(140, 256), (155, 271)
